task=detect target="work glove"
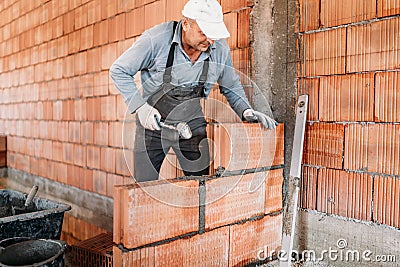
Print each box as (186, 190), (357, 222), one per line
(243, 108), (278, 129)
(136, 103), (161, 131)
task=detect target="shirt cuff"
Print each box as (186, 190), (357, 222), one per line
(126, 97), (146, 114)
(234, 100), (252, 120)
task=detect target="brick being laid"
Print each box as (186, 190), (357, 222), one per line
(229, 214), (282, 267)
(319, 73), (374, 122)
(317, 168), (372, 221)
(347, 18), (400, 72)
(373, 175), (400, 228)
(378, 0), (400, 17)
(320, 0), (376, 27)
(375, 71), (400, 122)
(367, 124), (400, 176)
(303, 122), (344, 169)
(299, 28), (346, 76)
(211, 123), (284, 172)
(205, 172), (266, 229)
(344, 123), (369, 171)
(113, 179), (199, 249)
(300, 166), (318, 210)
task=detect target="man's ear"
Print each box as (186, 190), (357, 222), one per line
(182, 18), (190, 31)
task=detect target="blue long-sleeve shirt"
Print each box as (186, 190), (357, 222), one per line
(109, 20), (251, 118)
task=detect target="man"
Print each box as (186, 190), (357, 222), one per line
(110, 0), (277, 182)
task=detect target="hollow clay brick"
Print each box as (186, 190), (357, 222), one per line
(205, 172), (266, 229)
(113, 179), (199, 249)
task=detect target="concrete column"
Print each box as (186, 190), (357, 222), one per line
(252, 0), (298, 234)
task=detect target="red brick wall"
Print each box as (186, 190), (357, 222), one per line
(0, 0), (257, 243)
(0, 0), (255, 199)
(298, 0), (400, 228)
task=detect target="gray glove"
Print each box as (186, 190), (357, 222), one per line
(243, 109), (278, 129)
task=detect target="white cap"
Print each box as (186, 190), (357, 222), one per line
(182, 0), (230, 40)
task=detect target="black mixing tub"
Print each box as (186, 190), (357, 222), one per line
(0, 189), (71, 240)
(0, 237), (67, 267)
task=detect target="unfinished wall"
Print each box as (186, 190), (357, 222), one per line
(298, 0), (400, 265)
(0, 0), (275, 245)
(113, 122), (284, 266)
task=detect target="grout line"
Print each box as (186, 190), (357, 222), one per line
(298, 14), (400, 35)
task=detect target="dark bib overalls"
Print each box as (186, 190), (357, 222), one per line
(134, 22), (211, 182)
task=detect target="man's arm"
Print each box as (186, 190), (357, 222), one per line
(217, 46), (277, 129)
(109, 34), (154, 114)
(217, 50), (252, 119)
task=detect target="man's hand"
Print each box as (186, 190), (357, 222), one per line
(243, 109), (278, 129)
(136, 103), (161, 130)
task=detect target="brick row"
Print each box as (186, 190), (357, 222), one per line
(221, 0), (252, 13)
(367, 124), (400, 175)
(303, 122), (344, 169)
(344, 124), (369, 171)
(7, 147), (130, 196)
(165, 0), (187, 22)
(299, 166), (318, 210)
(62, 213), (109, 245)
(113, 214), (282, 267)
(317, 168), (372, 221)
(113, 169), (283, 249)
(375, 71), (400, 122)
(378, 0), (400, 17)
(320, 0), (376, 28)
(229, 214), (282, 267)
(298, 0), (320, 32)
(297, 78), (319, 121)
(347, 17), (400, 72)
(345, 123), (400, 175)
(373, 175), (400, 228)
(205, 172), (266, 229)
(224, 12), (238, 49)
(319, 73), (374, 122)
(299, 28), (346, 76)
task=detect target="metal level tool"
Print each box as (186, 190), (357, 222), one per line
(280, 94), (308, 267)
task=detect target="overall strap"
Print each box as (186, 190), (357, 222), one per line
(163, 21), (210, 85)
(199, 58), (209, 84)
(163, 21), (178, 83)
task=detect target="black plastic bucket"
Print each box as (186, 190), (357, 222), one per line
(0, 190), (71, 240)
(0, 237), (67, 267)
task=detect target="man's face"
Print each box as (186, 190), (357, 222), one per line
(182, 19), (215, 52)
